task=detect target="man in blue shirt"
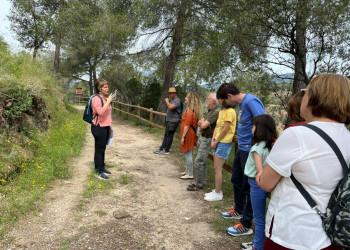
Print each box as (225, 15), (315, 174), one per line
(216, 83), (265, 238)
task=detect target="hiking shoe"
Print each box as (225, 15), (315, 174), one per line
(97, 172), (109, 180)
(187, 184), (203, 191)
(103, 168), (111, 176)
(180, 174), (194, 179)
(205, 189), (223, 197)
(221, 208), (242, 219)
(204, 191), (223, 201)
(153, 148), (163, 154)
(240, 242), (253, 250)
(159, 150), (170, 155)
(227, 222), (253, 236)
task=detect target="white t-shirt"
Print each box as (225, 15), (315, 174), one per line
(265, 121), (350, 250)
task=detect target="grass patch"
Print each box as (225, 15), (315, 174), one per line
(82, 173), (115, 198)
(95, 210), (108, 217)
(117, 174), (131, 184)
(0, 104), (86, 238)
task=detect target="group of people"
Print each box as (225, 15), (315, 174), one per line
(90, 74), (350, 250)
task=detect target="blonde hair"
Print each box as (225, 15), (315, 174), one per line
(94, 78), (109, 94)
(307, 74), (350, 124)
(186, 92), (203, 120)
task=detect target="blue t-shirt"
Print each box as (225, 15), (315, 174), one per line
(237, 93), (265, 151)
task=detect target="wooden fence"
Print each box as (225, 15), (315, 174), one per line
(75, 96), (236, 173)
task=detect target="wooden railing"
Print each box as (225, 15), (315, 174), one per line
(75, 96), (236, 173)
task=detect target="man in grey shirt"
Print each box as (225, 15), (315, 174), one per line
(154, 87), (183, 154)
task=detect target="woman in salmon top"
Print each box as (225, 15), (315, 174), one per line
(180, 92), (203, 180)
(91, 78), (116, 180)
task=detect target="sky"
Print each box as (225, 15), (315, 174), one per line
(0, 0), (22, 52)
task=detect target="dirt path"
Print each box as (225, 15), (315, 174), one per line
(2, 107), (240, 249)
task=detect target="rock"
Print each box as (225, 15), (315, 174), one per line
(113, 210), (131, 219)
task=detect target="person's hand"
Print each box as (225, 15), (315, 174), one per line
(211, 141), (217, 150)
(256, 170), (263, 186)
(181, 137), (185, 145)
(165, 98), (169, 103)
(107, 93), (116, 103)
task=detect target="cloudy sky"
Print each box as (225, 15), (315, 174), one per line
(0, 0), (22, 51)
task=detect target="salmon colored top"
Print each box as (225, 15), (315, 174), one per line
(91, 95), (112, 127)
(180, 109), (198, 153)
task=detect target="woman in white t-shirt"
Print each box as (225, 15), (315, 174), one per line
(257, 74), (350, 250)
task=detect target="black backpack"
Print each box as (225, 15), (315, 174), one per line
(83, 95), (103, 124)
(291, 124), (350, 248)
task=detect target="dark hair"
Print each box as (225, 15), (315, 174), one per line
(287, 92), (305, 123)
(216, 83), (240, 100)
(251, 114), (277, 151)
(94, 78), (109, 94)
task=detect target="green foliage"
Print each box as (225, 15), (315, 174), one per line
(0, 106), (86, 237)
(118, 174), (130, 184)
(4, 86), (32, 120)
(141, 78), (162, 109)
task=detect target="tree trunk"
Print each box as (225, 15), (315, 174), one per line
(292, 0), (308, 94)
(157, 2), (186, 114)
(33, 47), (38, 59)
(89, 70), (93, 96)
(54, 33), (61, 73)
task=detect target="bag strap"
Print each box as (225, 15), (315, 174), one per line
(92, 94), (104, 124)
(290, 123), (348, 214)
(190, 125), (196, 133)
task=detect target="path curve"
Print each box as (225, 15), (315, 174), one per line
(3, 107), (240, 249)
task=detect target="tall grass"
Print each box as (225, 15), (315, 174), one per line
(0, 105), (86, 238)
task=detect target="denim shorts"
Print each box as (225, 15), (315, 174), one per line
(212, 141), (232, 160)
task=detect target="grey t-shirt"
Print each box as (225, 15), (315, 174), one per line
(166, 98), (182, 122)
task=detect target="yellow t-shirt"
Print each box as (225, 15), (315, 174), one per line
(215, 108), (236, 143)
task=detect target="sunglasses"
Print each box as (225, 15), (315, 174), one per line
(300, 88), (308, 98)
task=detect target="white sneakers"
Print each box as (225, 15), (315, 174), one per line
(204, 190), (223, 201)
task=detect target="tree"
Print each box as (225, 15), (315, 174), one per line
(8, 0), (60, 59)
(59, 0), (137, 95)
(218, 0), (350, 92)
(133, 0), (221, 112)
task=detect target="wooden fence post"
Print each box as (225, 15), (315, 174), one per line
(119, 103), (122, 115)
(126, 105), (129, 120)
(137, 106), (140, 122)
(149, 108), (153, 129)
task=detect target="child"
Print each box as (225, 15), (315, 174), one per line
(235, 114), (277, 250)
(204, 101), (236, 202)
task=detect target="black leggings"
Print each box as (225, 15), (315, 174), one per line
(91, 124), (109, 173)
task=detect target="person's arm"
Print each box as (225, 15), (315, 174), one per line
(165, 98), (176, 109)
(181, 126), (190, 145)
(211, 127), (217, 149)
(199, 119), (211, 130)
(211, 121), (230, 149)
(257, 163), (282, 192)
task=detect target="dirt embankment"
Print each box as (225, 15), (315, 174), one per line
(2, 107), (240, 249)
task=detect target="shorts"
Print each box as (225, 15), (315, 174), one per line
(212, 141), (232, 160)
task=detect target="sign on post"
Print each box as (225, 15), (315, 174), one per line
(76, 88), (82, 95)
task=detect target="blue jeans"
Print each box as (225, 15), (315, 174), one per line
(231, 149), (253, 228)
(184, 150), (193, 176)
(248, 178), (268, 250)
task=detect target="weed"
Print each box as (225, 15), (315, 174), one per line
(95, 210), (108, 217)
(118, 174), (130, 184)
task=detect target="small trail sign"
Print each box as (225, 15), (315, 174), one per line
(76, 88), (82, 95)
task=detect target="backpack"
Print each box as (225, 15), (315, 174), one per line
(83, 95), (103, 124)
(291, 124), (350, 248)
(175, 100), (186, 120)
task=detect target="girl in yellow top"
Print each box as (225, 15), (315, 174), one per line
(204, 102), (236, 202)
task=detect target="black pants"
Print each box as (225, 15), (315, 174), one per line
(160, 121), (179, 152)
(91, 124), (110, 173)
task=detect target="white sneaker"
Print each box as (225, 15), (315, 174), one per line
(205, 189), (223, 197)
(204, 191), (223, 201)
(240, 242), (253, 250)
